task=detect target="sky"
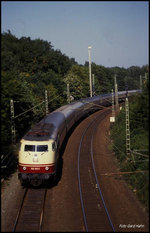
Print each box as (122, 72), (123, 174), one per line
(1, 1), (149, 68)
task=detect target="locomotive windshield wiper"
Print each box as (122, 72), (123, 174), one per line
(25, 150), (32, 157)
(40, 151), (46, 156)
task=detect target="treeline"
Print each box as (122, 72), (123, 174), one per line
(1, 30), (148, 154)
(110, 77), (149, 211)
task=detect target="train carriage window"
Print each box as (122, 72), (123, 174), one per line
(37, 145), (48, 152)
(52, 141), (57, 151)
(24, 145), (35, 151)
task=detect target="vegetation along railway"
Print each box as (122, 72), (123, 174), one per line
(2, 89), (149, 232)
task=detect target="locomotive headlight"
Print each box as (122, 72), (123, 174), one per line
(45, 166), (49, 171)
(23, 166), (26, 170)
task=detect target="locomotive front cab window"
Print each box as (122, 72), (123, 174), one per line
(37, 145), (48, 152)
(24, 145), (35, 151)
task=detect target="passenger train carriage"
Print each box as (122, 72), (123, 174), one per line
(18, 90), (140, 186)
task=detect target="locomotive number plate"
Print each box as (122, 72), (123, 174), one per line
(31, 167), (40, 170)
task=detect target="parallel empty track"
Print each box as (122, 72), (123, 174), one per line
(78, 108), (115, 232)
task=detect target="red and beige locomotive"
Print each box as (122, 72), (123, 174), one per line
(18, 90), (139, 186)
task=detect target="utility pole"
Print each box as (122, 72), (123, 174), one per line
(88, 46), (92, 97)
(110, 89), (115, 122)
(10, 99), (16, 144)
(140, 75), (142, 90)
(114, 74), (119, 110)
(92, 74), (95, 96)
(125, 84), (128, 98)
(144, 72), (148, 87)
(45, 90), (48, 115)
(67, 83), (70, 103)
(112, 88), (115, 120)
(125, 97), (131, 156)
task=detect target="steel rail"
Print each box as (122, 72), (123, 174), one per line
(39, 189), (47, 232)
(77, 117), (94, 232)
(12, 188), (28, 232)
(77, 109), (115, 232)
(90, 122), (115, 232)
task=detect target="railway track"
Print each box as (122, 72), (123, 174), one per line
(11, 109), (113, 232)
(13, 188), (47, 232)
(78, 108), (115, 232)
(2, 107), (149, 232)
